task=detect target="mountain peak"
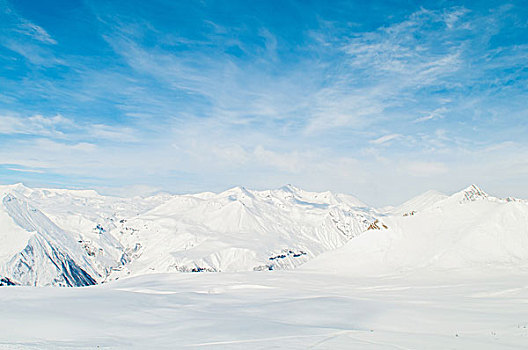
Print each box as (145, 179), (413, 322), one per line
(220, 186), (254, 198)
(460, 184), (489, 202)
(0, 183), (31, 195)
(279, 184), (302, 193)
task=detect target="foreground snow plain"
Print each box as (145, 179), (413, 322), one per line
(1, 269), (528, 349)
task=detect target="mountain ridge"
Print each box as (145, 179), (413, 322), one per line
(0, 183), (525, 286)
(0, 183), (378, 285)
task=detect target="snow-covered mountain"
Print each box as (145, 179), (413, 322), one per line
(0, 190), (97, 286)
(385, 189), (448, 216)
(0, 183), (380, 286)
(1, 183), (527, 286)
(305, 185), (528, 275)
(109, 185), (378, 277)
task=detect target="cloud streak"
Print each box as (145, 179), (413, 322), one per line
(370, 134), (402, 145)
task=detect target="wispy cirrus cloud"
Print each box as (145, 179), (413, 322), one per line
(1, 0), (56, 44)
(370, 134), (402, 145)
(14, 20), (57, 44)
(414, 107), (449, 123)
(0, 114), (137, 142)
(0, 114), (69, 136)
(0, 0), (61, 65)
(6, 167), (45, 174)
(403, 161), (449, 177)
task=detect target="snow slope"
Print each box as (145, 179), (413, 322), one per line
(109, 185), (379, 277)
(305, 185), (528, 275)
(0, 191), (97, 286)
(385, 189), (448, 216)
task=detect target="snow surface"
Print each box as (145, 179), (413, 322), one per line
(1, 271), (528, 349)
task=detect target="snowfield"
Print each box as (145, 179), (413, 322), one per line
(1, 183), (528, 349)
(1, 271), (528, 349)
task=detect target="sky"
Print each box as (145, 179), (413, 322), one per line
(0, 0), (527, 206)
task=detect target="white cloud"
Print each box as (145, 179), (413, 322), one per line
(304, 8), (468, 133)
(253, 146), (305, 173)
(2, 40), (62, 66)
(403, 161), (448, 177)
(89, 124), (138, 142)
(370, 134), (402, 145)
(0, 114), (138, 143)
(0, 0), (56, 45)
(0, 0), (59, 66)
(6, 167), (45, 174)
(414, 107), (448, 123)
(443, 7), (471, 29)
(17, 21), (57, 44)
(0, 114), (67, 136)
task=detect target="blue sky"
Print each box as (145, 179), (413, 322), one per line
(0, 0), (527, 205)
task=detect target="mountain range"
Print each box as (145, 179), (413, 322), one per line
(0, 183), (526, 286)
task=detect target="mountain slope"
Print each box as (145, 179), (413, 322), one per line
(0, 184), (380, 285)
(109, 185), (379, 277)
(304, 185), (528, 275)
(2, 183), (526, 286)
(0, 192), (97, 286)
(387, 189), (448, 216)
